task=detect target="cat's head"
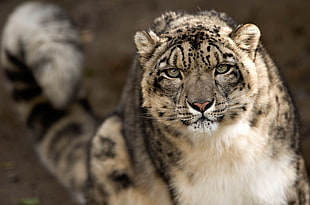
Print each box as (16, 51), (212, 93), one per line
(135, 11), (261, 134)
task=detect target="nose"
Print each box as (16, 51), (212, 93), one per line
(189, 99), (213, 112)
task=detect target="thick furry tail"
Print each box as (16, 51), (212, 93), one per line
(1, 2), (98, 203)
(1, 1), (83, 109)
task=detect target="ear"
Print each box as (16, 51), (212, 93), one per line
(231, 24), (261, 60)
(134, 30), (159, 63)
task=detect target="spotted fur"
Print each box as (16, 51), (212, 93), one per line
(1, 2), (309, 205)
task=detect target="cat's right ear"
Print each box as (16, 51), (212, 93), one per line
(134, 30), (159, 64)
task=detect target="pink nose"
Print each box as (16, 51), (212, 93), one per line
(192, 101), (212, 112)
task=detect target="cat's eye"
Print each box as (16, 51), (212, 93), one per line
(164, 68), (181, 78)
(215, 64), (233, 75)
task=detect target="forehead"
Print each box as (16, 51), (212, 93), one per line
(165, 23), (227, 43)
(158, 28), (236, 70)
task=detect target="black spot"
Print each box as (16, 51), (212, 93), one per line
(277, 85), (284, 92)
(222, 53), (233, 59)
(257, 109), (263, 115)
(167, 152), (174, 158)
(155, 139), (162, 146)
(94, 137), (116, 160)
(204, 55), (211, 65)
(156, 70), (161, 76)
(250, 117), (258, 127)
(153, 79), (161, 89)
(213, 26), (220, 33)
(27, 102), (66, 142)
(4, 69), (36, 84)
(13, 86), (42, 102)
(273, 126), (286, 141)
(5, 49), (28, 71)
(159, 112), (165, 117)
(78, 98), (95, 114)
(109, 170), (132, 190)
(229, 112), (238, 119)
(284, 112), (289, 120)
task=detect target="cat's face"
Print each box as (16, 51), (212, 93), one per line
(135, 14), (260, 134)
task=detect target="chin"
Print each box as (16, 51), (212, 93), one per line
(187, 119), (219, 134)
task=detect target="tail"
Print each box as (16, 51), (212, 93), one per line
(1, 2), (98, 203)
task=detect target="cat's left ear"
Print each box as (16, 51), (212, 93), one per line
(134, 30), (159, 64)
(231, 24), (261, 60)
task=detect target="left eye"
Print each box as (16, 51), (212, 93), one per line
(215, 64), (233, 74)
(165, 68), (181, 78)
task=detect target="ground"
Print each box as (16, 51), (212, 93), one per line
(0, 0), (309, 204)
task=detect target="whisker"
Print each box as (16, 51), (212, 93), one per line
(227, 104), (246, 110)
(139, 112), (179, 121)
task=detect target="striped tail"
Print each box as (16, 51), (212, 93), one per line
(1, 2), (98, 203)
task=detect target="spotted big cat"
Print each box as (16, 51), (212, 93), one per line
(1, 2), (309, 205)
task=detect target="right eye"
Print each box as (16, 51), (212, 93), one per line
(164, 68), (181, 78)
(215, 64), (231, 74)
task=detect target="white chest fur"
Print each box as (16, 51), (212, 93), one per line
(172, 121), (295, 205)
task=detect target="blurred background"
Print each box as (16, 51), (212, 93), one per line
(0, 0), (309, 204)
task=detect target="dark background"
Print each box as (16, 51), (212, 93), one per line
(0, 0), (309, 204)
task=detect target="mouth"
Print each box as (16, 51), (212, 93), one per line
(193, 117), (212, 127)
(186, 117), (219, 133)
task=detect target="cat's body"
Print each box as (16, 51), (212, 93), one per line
(1, 2), (309, 205)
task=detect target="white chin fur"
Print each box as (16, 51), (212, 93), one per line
(187, 119), (219, 134)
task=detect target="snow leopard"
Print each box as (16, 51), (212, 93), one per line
(1, 1), (309, 205)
